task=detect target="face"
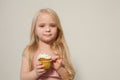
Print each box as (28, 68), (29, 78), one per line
(35, 13), (58, 43)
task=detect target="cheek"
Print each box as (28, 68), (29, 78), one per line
(35, 27), (42, 36)
(53, 29), (58, 37)
(35, 27), (38, 35)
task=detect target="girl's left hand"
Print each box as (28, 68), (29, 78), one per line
(51, 55), (63, 70)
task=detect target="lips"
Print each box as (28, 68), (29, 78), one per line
(43, 34), (52, 36)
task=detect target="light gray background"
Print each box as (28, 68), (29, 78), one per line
(0, 0), (120, 80)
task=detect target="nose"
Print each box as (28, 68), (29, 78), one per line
(46, 26), (51, 32)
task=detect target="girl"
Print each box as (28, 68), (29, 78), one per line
(20, 8), (75, 80)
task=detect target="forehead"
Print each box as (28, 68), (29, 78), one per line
(37, 13), (56, 23)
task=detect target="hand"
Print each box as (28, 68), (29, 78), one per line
(51, 55), (63, 71)
(34, 61), (46, 78)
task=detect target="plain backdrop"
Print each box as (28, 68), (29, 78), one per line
(0, 0), (120, 80)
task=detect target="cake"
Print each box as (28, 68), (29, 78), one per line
(37, 53), (52, 69)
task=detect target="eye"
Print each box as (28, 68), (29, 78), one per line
(50, 23), (56, 27)
(39, 25), (44, 28)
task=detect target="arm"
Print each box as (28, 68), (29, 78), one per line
(20, 56), (46, 80)
(20, 56), (38, 80)
(56, 67), (70, 80)
(52, 55), (70, 80)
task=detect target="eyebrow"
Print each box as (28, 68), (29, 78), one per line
(39, 22), (56, 24)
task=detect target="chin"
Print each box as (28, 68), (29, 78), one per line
(40, 37), (56, 43)
(43, 39), (53, 43)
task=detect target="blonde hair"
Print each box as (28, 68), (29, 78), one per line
(23, 8), (75, 80)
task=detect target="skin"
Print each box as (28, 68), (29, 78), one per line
(35, 13), (58, 44)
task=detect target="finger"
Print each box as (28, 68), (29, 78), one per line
(37, 68), (46, 73)
(36, 69), (46, 75)
(37, 71), (46, 76)
(52, 56), (59, 61)
(36, 65), (45, 69)
(36, 61), (42, 65)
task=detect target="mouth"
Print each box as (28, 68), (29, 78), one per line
(43, 34), (52, 36)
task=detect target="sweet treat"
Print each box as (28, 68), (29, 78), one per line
(37, 53), (52, 69)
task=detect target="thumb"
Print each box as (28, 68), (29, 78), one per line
(52, 56), (59, 61)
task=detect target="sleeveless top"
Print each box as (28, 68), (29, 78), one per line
(33, 52), (62, 80)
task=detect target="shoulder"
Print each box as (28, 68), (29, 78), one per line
(22, 45), (30, 58)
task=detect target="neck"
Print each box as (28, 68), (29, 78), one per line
(38, 40), (51, 52)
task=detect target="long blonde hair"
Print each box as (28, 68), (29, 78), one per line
(23, 8), (75, 80)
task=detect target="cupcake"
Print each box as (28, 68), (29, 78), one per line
(37, 53), (52, 69)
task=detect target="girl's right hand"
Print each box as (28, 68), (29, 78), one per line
(34, 61), (46, 79)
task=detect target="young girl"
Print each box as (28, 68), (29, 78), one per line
(20, 8), (75, 80)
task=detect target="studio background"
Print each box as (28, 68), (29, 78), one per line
(0, 0), (120, 80)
